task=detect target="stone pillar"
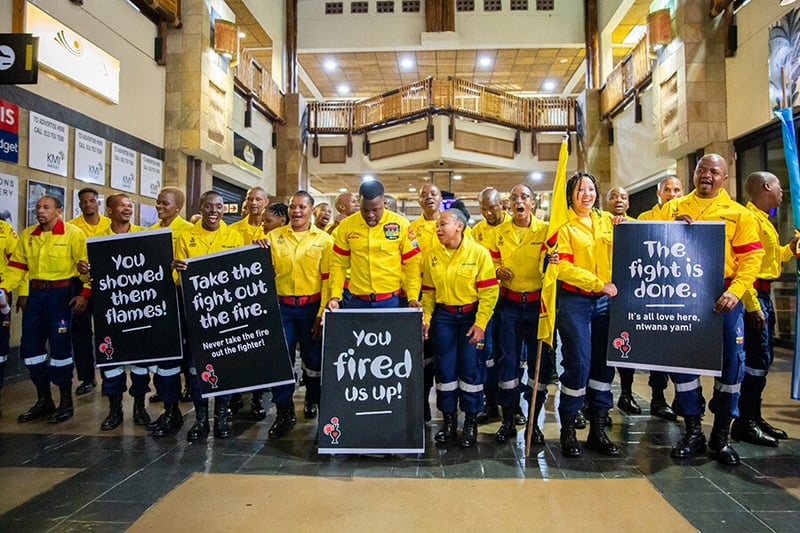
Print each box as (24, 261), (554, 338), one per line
(578, 89), (611, 193)
(275, 93), (307, 200)
(164, 0), (236, 211)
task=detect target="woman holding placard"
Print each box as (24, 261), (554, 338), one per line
(555, 172), (620, 458)
(421, 209), (499, 448)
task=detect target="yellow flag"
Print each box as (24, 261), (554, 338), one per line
(537, 137), (570, 347)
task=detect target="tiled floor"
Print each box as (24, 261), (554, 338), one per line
(0, 349), (799, 532)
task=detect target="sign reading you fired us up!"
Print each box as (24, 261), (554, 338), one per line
(607, 222), (725, 376)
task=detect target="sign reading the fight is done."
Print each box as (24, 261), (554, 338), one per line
(607, 222), (725, 376)
(180, 246), (294, 398)
(87, 229), (181, 367)
(318, 309), (424, 454)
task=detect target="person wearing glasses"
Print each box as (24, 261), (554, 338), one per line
(486, 184), (550, 445)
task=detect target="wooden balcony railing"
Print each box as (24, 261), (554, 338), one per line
(234, 51), (285, 121)
(308, 77), (577, 135)
(599, 37), (655, 118)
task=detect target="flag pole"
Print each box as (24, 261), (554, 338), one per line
(524, 340), (545, 456)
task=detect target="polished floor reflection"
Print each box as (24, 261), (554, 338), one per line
(0, 349), (799, 532)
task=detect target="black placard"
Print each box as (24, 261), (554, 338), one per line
(318, 309), (424, 454)
(607, 222), (725, 376)
(87, 230), (182, 367)
(179, 246), (294, 397)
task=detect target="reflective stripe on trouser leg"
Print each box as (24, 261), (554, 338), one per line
(670, 374), (705, 417)
(128, 365), (152, 396)
(556, 291), (594, 419)
(709, 301), (745, 419)
(102, 367), (127, 396)
(741, 293), (773, 409)
(496, 299), (539, 407)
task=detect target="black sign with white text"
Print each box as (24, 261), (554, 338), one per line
(87, 230), (182, 367)
(608, 222), (725, 376)
(318, 309), (424, 454)
(180, 246), (294, 398)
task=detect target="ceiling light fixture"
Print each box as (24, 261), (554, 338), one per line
(542, 80), (556, 91)
(408, 187), (417, 192)
(324, 59), (337, 72)
(529, 172), (543, 181)
(780, 0), (797, 6)
(453, 175), (462, 180)
(400, 57), (415, 70)
(362, 175), (375, 182)
(339, 187), (347, 192)
(478, 56), (492, 68)
(238, 32), (246, 38)
(337, 84), (350, 95)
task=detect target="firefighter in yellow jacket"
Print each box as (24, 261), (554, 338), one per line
(658, 154), (765, 466)
(67, 187), (111, 396)
(173, 191), (245, 442)
(2, 195), (89, 424)
(265, 190), (333, 438)
(421, 208), (498, 447)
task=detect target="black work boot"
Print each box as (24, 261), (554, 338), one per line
(574, 406), (587, 429)
(670, 415), (706, 459)
(251, 391), (267, 420)
(650, 389), (677, 421)
(732, 394), (777, 447)
(49, 383), (74, 424)
(560, 416), (581, 458)
(754, 399), (788, 440)
(435, 412), (458, 443)
(476, 402), (499, 424)
(186, 400), (210, 442)
(214, 398), (232, 438)
(49, 383), (74, 423)
(151, 402), (183, 438)
(18, 382), (55, 423)
(709, 416), (740, 466)
(459, 413), (478, 448)
(617, 391), (642, 415)
(585, 409), (620, 456)
(268, 404), (297, 439)
(529, 398), (545, 445)
(100, 395), (124, 430)
(495, 406), (517, 443)
(132, 395), (151, 426)
(514, 403), (527, 425)
(228, 393), (244, 417)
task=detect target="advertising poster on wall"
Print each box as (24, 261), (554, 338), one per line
(607, 222), (725, 376)
(140, 154), (162, 199)
(110, 143), (136, 193)
(74, 129), (106, 185)
(26, 180), (66, 227)
(0, 100), (20, 164)
(28, 111), (68, 177)
(0, 173), (19, 230)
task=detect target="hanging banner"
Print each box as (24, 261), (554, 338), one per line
(74, 129), (106, 184)
(179, 246), (295, 398)
(318, 309), (424, 455)
(607, 221), (725, 376)
(87, 230), (182, 367)
(28, 111), (67, 176)
(110, 143), (136, 192)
